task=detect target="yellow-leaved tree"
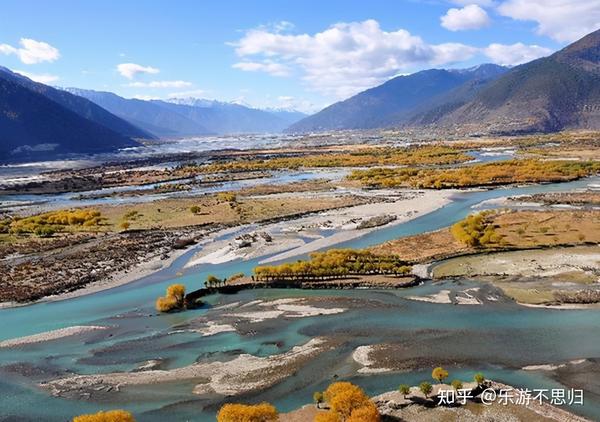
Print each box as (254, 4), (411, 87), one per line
(216, 402), (278, 422)
(72, 409), (135, 422)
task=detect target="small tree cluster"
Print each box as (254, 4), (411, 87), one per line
(216, 402), (278, 422)
(316, 381), (380, 422)
(254, 249), (411, 282)
(72, 410), (135, 422)
(155, 284), (186, 312)
(450, 212), (501, 247)
(9, 209), (105, 236)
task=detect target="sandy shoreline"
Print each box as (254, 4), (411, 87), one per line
(0, 325), (107, 348)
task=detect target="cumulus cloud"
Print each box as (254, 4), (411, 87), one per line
(126, 80), (192, 88)
(232, 61), (290, 76)
(498, 0), (600, 42)
(14, 70), (59, 84)
(0, 38), (60, 64)
(441, 5), (491, 31)
(117, 63), (159, 79)
(484, 42), (552, 65)
(231, 19), (478, 98)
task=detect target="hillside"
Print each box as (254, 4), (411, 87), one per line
(437, 29), (600, 133)
(287, 64), (507, 132)
(0, 77), (138, 161)
(0, 67), (152, 140)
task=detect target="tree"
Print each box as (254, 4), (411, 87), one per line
(451, 379), (463, 390)
(216, 402), (278, 422)
(419, 382), (433, 398)
(166, 284), (185, 306)
(432, 367), (449, 384)
(73, 410), (135, 422)
(190, 205), (201, 214)
(320, 382), (380, 422)
(398, 384), (410, 399)
(474, 373), (485, 385)
(313, 391), (324, 409)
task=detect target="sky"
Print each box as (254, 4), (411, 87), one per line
(0, 0), (599, 113)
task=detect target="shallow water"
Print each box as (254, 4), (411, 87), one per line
(0, 176), (599, 420)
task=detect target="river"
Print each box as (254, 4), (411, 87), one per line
(0, 171), (598, 420)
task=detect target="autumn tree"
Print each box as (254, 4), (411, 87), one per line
(419, 382), (433, 398)
(155, 284), (186, 312)
(313, 391), (324, 408)
(216, 402), (278, 422)
(432, 367), (449, 384)
(474, 373), (485, 385)
(317, 382), (380, 422)
(398, 384), (410, 398)
(72, 410), (135, 422)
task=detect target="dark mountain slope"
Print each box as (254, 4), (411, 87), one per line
(0, 77), (138, 161)
(0, 67), (152, 140)
(438, 29), (600, 133)
(287, 64), (507, 133)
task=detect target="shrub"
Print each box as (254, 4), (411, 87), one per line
(119, 221), (131, 230)
(190, 205), (201, 214)
(34, 226), (56, 238)
(216, 402), (278, 422)
(155, 296), (178, 312)
(72, 410), (135, 422)
(451, 379), (463, 390)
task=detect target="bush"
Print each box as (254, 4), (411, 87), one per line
(72, 410), (135, 422)
(119, 221), (131, 231)
(190, 205), (201, 214)
(216, 402), (278, 422)
(451, 379), (463, 390)
(313, 391), (324, 407)
(34, 226), (56, 238)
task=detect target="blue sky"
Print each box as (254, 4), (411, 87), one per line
(0, 0), (598, 112)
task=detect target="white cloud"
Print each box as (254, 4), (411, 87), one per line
(126, 80), (192, 88)
(167, 88), (207, 98)
(14, 70), (59, 84)
(498, 0), (600, 42)
(452, 0), (496, 6)
(441, 5), (491, 31)
(232, 61), (290, 76)
(0, 38), (60, 64)
(231, 19), (478, 98)
(117, 63), (159, 79)
(484, 42), (552, 65)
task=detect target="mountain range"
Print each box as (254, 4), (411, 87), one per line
(290, 29), (600, 134)
(65, 89), (307, 137)
(2, 29), (600, 161)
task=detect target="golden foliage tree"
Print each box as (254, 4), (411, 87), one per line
(216, 402), (278, 422)
(155, 284), (186, 312)
(72, 409), (135, 422)
(317, 382), (380, 422)
(432, 367), (449, 383)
